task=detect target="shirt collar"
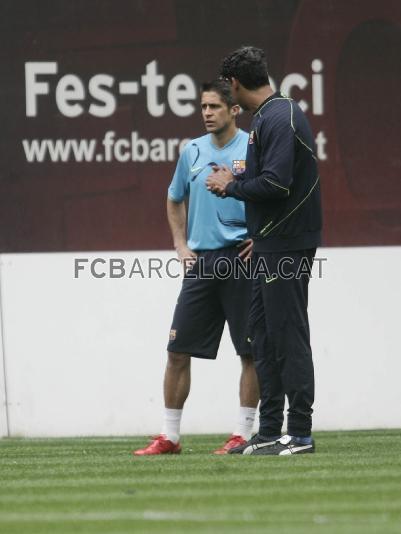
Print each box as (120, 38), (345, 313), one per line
(253, 91), (282, 115)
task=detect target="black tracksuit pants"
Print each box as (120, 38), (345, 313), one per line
(249, 249), (316, 438)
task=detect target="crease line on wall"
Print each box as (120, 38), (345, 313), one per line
(0, 255), (10, 437)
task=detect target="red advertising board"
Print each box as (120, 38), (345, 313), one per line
(1, 0), (400, 251)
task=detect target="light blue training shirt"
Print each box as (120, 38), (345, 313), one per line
(168, 129), (248, 251)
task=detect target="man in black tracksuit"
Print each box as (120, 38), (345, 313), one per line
(206, 46), (322, 455)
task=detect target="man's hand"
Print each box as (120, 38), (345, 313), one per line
(237, 238), (253, 261)
(206, 165), (235, 197)
(175, 244), (197, 271)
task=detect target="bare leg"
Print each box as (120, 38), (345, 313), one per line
(164, 352), (191, 409)
(239, 355), (259, 407)
(215, 354), (260, 449)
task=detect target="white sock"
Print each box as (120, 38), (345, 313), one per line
(234, 406), (257, 440)
(161, 408), (182, 444)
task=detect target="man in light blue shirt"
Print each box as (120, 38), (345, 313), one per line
(168, 124), (249, 251)
(134, 80), (259, 456)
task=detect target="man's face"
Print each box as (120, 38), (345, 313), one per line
(200, 91), (236, 134)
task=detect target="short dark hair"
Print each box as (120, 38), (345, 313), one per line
(200, 79), (235, 108)
(220, 46), (270, 90)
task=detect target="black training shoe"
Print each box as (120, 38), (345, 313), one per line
(249, 434), (315, 456)
(228, 433), (277, 455)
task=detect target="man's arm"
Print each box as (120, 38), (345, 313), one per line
(207, 112), (295, 201)
(166, 197), (197, 265)
(225, 175), (290, 202)
(206, 165), (290, 202)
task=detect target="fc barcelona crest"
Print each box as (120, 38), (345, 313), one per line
(169, 329), (177, 341)
(232, 160), (246, 175)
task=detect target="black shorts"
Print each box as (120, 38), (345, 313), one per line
(167, 246), (252, 359)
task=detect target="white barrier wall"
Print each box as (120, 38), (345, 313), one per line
(0, 247), (400, 438)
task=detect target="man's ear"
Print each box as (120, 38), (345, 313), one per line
(231, 104), (241, 117)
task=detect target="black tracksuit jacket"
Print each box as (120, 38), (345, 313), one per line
(225, 92), (322, 252)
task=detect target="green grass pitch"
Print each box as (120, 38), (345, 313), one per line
(1, 430), (401, 534)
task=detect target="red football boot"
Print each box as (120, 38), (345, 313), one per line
(133, 434), (182, 456)
(213, 434), (247, 455)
